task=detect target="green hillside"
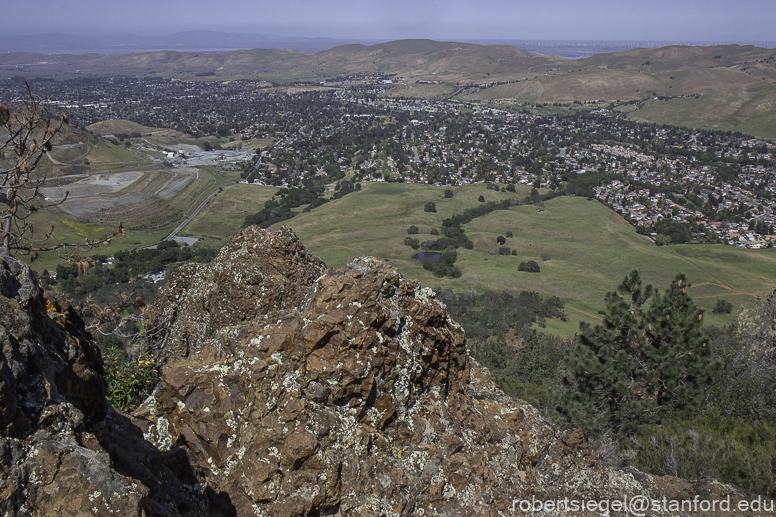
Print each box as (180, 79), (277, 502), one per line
(25, 180), (776, 337)
(269, 182), (776, 334)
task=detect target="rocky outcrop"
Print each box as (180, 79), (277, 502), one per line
(146, 227), (326, 366)
(0, 249), (211, 517)
(134, 227), (761, 517)
(0, 227), (767, 516)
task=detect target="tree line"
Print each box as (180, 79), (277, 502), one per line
(467, 271), (776, 497)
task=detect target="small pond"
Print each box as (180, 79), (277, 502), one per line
(412, 252), (441, 263)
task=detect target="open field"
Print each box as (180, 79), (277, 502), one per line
(381, 83), (458, 100)
(88, 119), (198, 145)
(621, 85), (776, 141)
(82, 140), (152, 169)
(178, 183), (276, 247)
(269, 182), (776, 333)
(87, 119), (273, 150)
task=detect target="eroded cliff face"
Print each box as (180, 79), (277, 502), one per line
(0, 227), (761, 517)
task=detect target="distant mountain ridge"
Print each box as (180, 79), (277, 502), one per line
(0, 39), (563, 81)
(2, 31), (773, 58)
(0, 30), (383, 54)
(2, 38), (775, 139)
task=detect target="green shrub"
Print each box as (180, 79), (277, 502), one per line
(635, 413), (776, 497)
(518, 260), (540, 272)
(712, 299), (734, 314)
(103, 347), (158, 411)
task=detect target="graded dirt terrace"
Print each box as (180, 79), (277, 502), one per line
(39, 167), (197, 223)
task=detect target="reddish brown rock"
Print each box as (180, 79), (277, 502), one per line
(144, 226), (326, 365)
(135, 227), (767, 517)
(0, 249), (212, 517)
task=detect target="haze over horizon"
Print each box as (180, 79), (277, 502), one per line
(4, 0), (776, 44)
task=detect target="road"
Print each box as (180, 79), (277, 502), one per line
(752, 207), (773, 223)
(163, 182), (234, 241)
(164, 143), (273, 241)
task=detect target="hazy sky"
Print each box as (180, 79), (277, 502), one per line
(5, 0), (775, 42)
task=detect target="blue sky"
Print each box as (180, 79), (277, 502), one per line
(5, 0), (775, 42)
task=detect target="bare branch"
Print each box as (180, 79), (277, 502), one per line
(1, 83), (122, 257)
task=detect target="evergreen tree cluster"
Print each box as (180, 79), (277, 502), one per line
(439, 288), (566, 341)
(52, 241), (217, 302)
(421, 250), (461, 278)
(439, 288), (567, 407)
(243, 187), (318, 227)
(456, 270), (776, 495)
(558, 271), (716, 437)
(642, 218), (703, 244)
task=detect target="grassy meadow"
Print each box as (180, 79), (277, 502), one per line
(273, 182), (776, 334)
(621, 86), (776, 141)
(178, 183), (276, 247)
(24, 179), (776, 336)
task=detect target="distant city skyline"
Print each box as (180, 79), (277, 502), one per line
(4, 0), (776, 43)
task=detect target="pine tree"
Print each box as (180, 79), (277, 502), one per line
(558, 270), (716, 438)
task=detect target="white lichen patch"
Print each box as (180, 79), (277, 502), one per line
(198, 363), (231, 375)
(413, 286), (436, 305)
(146, 416), (173, 451)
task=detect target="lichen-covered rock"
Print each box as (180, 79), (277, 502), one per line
(0, 249), (211, 517)
(136, 228), (764, 517)
(145, 226), (326, 365)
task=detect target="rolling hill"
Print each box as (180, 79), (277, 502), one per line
(3, 39), (775, 138)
